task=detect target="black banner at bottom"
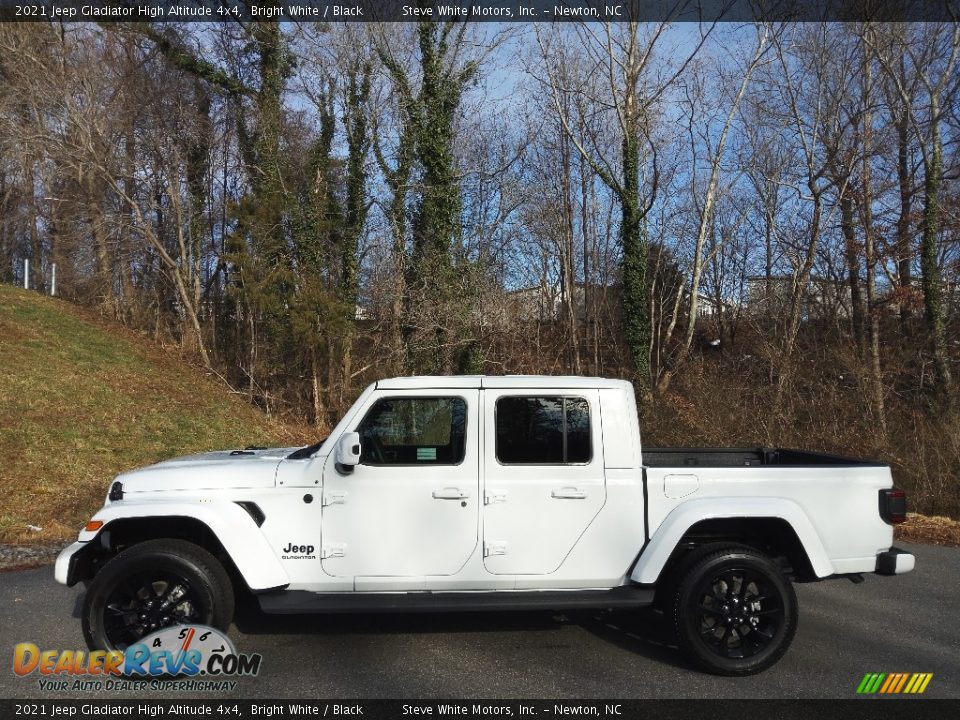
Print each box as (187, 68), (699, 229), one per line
(2, 699), (958, 720)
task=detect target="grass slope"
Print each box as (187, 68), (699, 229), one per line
(0, 286), (302, 544)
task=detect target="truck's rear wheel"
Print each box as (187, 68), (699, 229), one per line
(82, 539), (234, 651)
(672, 545), (797, 675)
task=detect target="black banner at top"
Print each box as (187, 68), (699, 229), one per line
(0, 0), (957, 23)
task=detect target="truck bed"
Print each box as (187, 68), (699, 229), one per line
(643, 447), (884, 468)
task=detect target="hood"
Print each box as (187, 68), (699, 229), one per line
(114, 447), (301, 493)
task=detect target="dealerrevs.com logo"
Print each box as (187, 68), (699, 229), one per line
(13, 625), (261, 692)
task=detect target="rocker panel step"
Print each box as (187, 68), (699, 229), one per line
(257, 586), (655, 614)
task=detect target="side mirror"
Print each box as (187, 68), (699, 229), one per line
(335, 432), (361, 470)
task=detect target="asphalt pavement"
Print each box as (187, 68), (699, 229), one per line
(1, 541), (956, 699)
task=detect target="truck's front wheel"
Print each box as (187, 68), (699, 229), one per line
(82, 539), (234, 651)
(672, 545), (797, 675)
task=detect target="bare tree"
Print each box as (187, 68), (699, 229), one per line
(535, 16), (714, 391)
(870, 23), (960, 402)
(657, 24), (770, 393)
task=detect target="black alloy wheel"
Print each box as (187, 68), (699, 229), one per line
(100, 570), (205, 649)
(82, 539), (234, 652)
(673, 545), (798, 675)
(693, 567), (784, 659)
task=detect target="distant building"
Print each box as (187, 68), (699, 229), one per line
(878, 278), (960, 316)
(746, 275), (853, 319)
(506, 283), (562, 322)
(505, 282), (615, 322)
(695, 292), (736, 319)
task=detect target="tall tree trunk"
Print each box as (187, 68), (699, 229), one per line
(28, 160), (43, 292)
(0, 170), (11, 284)
(186, 85), (212, 333)
(620, 128), (650, 386)
(764, 193), (775, 318)
(310, 346), (325, 427)
(861, 47), (886, 433)
(559, 120), (581, 374)
(895, 106), (914, 331)
(580, 154), (594, 376)
(116, 117), (139, 322)
(248, 310), (256, 402)
(920, 98), (952, 399)
(338, 65), (370, 403)
(371, 54), (415, 372)
(775, 188), (824, 408)
(86, 175), (112, 312)
(838, 189), (866, 347)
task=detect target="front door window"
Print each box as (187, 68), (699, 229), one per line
(357, 397), (467, 465)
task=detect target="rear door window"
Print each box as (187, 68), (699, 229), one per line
(495, 396), (591, 464)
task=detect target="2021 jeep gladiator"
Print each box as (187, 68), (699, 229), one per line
(55, 375), (914, 675)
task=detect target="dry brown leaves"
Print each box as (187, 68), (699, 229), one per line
(895, 513), (960, 548)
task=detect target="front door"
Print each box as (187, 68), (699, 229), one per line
(482, 390), (606, 574)
(321, 390), (479, 581)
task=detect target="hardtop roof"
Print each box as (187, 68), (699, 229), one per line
(375, 375), (632, 390)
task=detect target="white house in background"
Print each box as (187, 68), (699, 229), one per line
(746, 275), (853, 319)
(507, 283), (735, 323)
(505, 282), (619, 323)
(695, 292), (736, 319)
(505, 283), (559, 322)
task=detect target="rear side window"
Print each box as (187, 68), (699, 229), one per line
(495, 396), (591, 464)
(357, 397), (467, 465)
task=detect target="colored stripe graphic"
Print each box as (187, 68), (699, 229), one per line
(879, 674), (896, 694)
(857, 673), (933, 694)
(912, 673), (929, 693)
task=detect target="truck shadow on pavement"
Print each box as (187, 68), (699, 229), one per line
(231, 596), (688, 670)
(572, 608), (689, 670)
(233, 593), (575, 635)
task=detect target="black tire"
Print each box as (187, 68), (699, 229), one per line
(82, 539), (234, 652)
(671, 544), (797, 676)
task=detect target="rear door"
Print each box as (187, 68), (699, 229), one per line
(321, 390), (479, 581)
(482, 389), (605, 574)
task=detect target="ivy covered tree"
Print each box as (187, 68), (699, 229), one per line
(377, 18), (480, 373)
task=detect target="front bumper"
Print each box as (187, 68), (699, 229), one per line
(876, 547), (915, 575)
(54, 541), (86, 586)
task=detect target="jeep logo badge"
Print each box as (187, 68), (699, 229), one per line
(281, 543), (316, 559)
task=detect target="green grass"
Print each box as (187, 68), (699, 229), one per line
(0, 286), (302, 543)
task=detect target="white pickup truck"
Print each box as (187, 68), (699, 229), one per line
(55, 375), (914, 675)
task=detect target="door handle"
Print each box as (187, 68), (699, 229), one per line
(432, 487), (470, 500)
(551, 487), (587, 500)
(322, 491), (347, 506)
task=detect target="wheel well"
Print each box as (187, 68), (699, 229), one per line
(77, 516), (248, 594)
(662, 517), (816, 582)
